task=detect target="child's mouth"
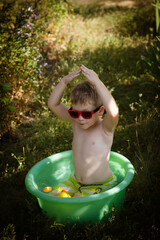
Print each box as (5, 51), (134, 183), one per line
(80, 123), (85, 126)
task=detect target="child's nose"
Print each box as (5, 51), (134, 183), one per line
(79, 114), (84, 120)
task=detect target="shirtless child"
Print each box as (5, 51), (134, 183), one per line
(48, 65), (119, 197)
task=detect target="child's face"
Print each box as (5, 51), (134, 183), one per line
(71, 102), (102, 130)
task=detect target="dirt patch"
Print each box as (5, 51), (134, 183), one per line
(104, 1), (136, 8)
(71, 0), (136, 8)
(71, 0), (99, 4)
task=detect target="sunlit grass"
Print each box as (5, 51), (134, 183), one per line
(55, 11), (148, 53)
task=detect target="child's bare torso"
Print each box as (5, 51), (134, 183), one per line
(72, 119), (113, 184)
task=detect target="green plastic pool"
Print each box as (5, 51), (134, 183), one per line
(25, 150), (134, 224)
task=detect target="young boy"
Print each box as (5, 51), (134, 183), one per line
(48, 65), (119, 197)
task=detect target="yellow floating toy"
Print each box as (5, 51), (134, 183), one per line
(58, 189), (71, 198)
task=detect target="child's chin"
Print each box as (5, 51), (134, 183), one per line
(80, 124), (88, 129)
(80, 124), (92, 130)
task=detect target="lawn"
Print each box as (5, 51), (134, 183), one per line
(0, 0), (160, 239)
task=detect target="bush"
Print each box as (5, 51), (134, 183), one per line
(116, 2), (155, 36)
(0, 1), (44, 136)
(141, 37), (160, 84)
(0, 0), (72, 137)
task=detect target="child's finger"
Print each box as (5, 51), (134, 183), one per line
(81, 65), (87, 68)
(76, 67), (81, 72)
(81, 65), (86, 70)
(80, 67), (87, 74)
(75, 70), (81, 75)
(81, 65), (90, 71)
(81, 71), (89, 77)
(74, 71), (80, 78)
(75, 72), (80, 76)
(82, 67), (91, 75)
(73, 69), (81, 75)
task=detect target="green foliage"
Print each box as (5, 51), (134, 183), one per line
(0, 0), (71, 137)
(0, 1), (44, 135)
(115, 6), (155, 36)
(141, 37), (160, 83)
(36, 0), (72, 24)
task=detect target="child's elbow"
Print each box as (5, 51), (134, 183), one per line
(112, 106), (119, 125)
(48, 99), (51, 108)
(108, 100), (119, 121)
(48, 99), (59, 113)
(115, 112), (119, 126)
(48, 99), (53, 111)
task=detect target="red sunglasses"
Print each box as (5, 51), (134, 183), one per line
(68, 105), (102, 119)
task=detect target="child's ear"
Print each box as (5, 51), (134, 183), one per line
(98, 105), (104, 116)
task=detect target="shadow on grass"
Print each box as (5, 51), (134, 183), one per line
(0, 169), (67, 240)
(0, 116), (73, 239)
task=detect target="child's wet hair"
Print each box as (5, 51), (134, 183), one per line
(71, 81), (102, 107)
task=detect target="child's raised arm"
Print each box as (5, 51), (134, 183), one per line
(48, 68), (81, 121)
(80, 65), (119, 132)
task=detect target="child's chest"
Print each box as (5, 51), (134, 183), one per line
(72, 124), (113, 155)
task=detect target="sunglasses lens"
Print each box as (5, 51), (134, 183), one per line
(82, 112), (92, 119)
(69, 111), (78, 118)
(69, 109), (93, 119)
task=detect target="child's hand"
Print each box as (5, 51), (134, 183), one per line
(61, 68), (81, 85)
(80, 65), (99, 84)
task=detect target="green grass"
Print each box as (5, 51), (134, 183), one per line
(0, 0), (160, 239)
